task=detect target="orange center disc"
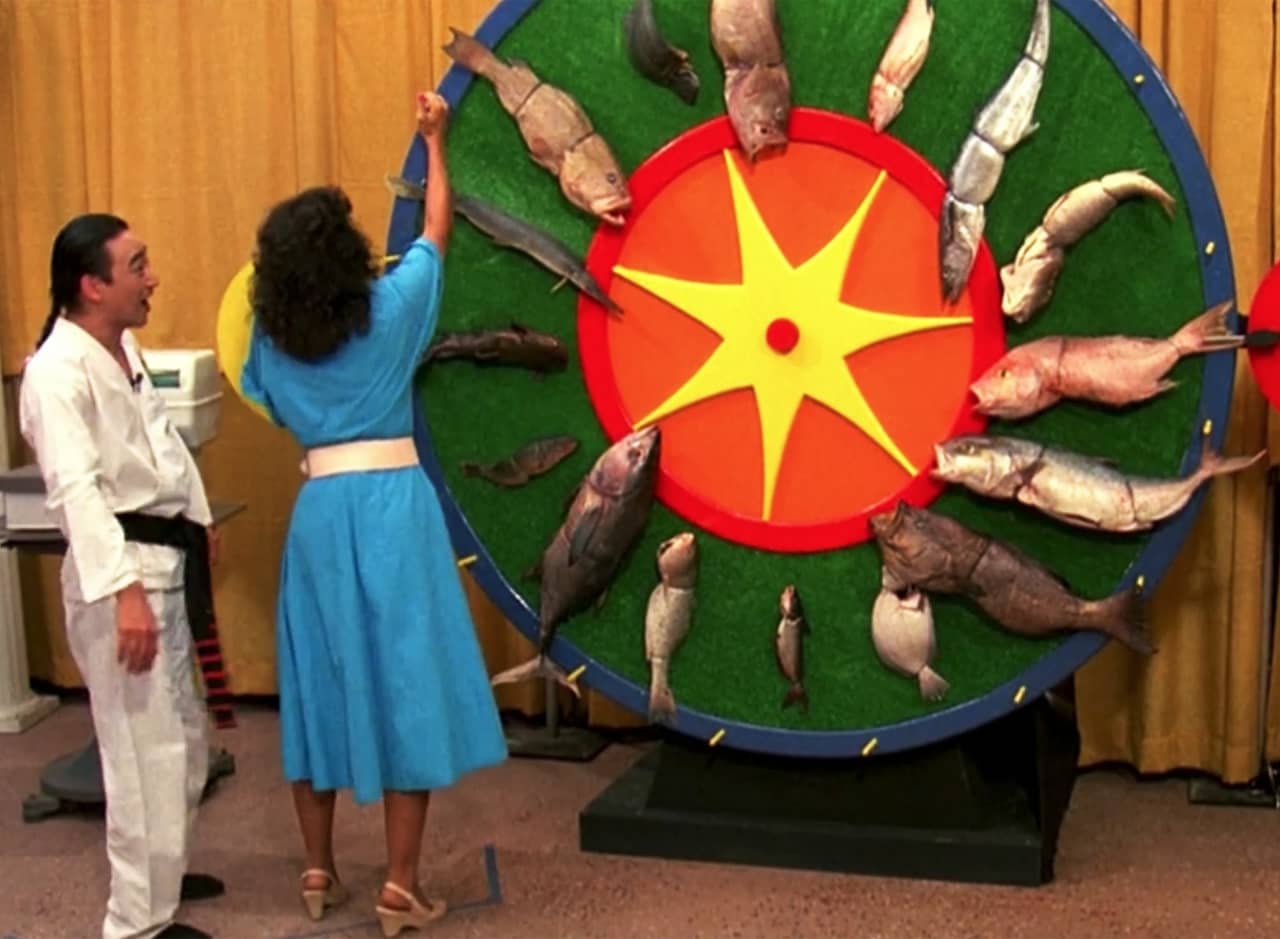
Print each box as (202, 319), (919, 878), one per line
(578, 108), (1005, 553)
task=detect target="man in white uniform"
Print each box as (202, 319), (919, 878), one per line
(20, 213), (229, 939)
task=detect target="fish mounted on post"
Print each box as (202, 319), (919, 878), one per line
(441, 27), (632, 227)
(870, 569), (949, 702)
(869, 502), (1153, 655)
(710, 0), (791, 161)
(424, 323), (569, 373)
(387, 177), (623, 315)
(644, 532), (699, 725)
(624, 0), (701, 105)
(940, 0), (1051, 303)
(970, 301), (1244, 419)
(774, 584), (809, 712)
(461, 435), (579, 489)
(490, 427), (661, 695)
(1001, 170), (1177, 323)
(932, 433), (1265, 533)
(868, 0), (935, 134)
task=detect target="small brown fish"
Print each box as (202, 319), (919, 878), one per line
(461, 435), (579, 488)
(932, 433), (1264, 533)
(490, 427), (661, 695)
(624, 0), (700, 105)
(645, 532), (699, 725)
(970, 301), (1243, 420)
(871, 571), (948, 702)
(868, 0), (935, 133)
(441, 28), (631, 226)
(710, 0), (791, 161)
(1001, 171), (1177, 323)
(425, 323), (568, 373)
(774, 584), (808, 712)
(869, 502), (1152, 655)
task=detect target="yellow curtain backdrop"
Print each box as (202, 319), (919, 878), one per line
(1072, 0), (1279, 784)
(1, 0), (1274, 770)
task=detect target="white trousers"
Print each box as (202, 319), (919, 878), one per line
(66, 587), (209, 939)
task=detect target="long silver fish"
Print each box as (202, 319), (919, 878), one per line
(644, 532), (699, 725)
(933, 433), (1265, 533)
(940, 0), (1051, 302)
(385, 175), (621, 315)
(870, 569), (948, 702)
(624, 0), (700, 105)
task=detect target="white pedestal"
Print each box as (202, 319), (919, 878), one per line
(0, 346), (59, 734)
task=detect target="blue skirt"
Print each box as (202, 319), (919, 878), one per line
(275, 467), (507, 804)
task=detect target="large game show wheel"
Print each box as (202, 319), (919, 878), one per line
(382, 0), (1237, 759)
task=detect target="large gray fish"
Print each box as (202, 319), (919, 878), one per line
(869, 502), (1152, 654)
(491, 427), (661, 694)
(932, 433), (1265, 533)
(387, 177), (622, 315)
(644, 531), (699, 724)
(870, 570), (948, 702)
(774, 584), (809, 711)
(1000, 170), (1177, 323)
(461, 435), (579, 488)
(940, 0), (1050, 302)
(425, 323), (569, 373)
(441, 27), (631, 227)
(710, 0), (791, 161)
(624, 0), (700, 105)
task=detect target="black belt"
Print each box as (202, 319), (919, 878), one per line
(115, 512), (234, 728)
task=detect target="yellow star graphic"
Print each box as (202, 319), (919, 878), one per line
(613, 150), (972, 521)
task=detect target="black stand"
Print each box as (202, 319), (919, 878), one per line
(503, 676), (610, 762)
(22, 735), (236, 823)
(580, 695), (1080, 886)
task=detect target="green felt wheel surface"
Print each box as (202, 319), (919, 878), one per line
(414, 0), (1203, 731)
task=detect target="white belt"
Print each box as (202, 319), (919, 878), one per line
(301, 436), (418, 478)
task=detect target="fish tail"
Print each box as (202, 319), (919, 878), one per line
(460, 461), (481, 477)
(1092, 584), (1154, 655)
(489, 654), (582, 698)
(917, 666), (950, 703)
(1195, 437), (1266, 483)
(647, 669), (678, 726)
(782, 683), (809, 713)
(442, 27), (499, 79)
(1172, 301), (1242, 355)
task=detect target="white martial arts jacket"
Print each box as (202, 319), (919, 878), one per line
(19, 317), (212, 605)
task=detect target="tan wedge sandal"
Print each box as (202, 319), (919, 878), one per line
(374, 881), (448, 936)
(299, 868), (349, 921)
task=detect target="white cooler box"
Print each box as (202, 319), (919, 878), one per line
(140, 348), (224, 452)
(0, 464), (57, 531)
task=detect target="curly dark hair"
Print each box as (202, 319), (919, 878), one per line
(251, 186), (379, 362)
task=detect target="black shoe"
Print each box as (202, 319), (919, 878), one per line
(156, 923), (212, 939)
(180, 873), (225, 901)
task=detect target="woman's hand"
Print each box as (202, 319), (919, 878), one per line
(416, 92), (449, 140)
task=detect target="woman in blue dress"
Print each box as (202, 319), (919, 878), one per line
(241, 91), (506, 935)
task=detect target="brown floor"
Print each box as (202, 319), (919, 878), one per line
(2, 698), (1279, 939)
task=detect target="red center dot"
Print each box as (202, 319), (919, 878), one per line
(766, 318), (800, 354)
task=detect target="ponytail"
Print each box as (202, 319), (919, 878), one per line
(35, 302), (62, 350)
(39, 213), (129, 351)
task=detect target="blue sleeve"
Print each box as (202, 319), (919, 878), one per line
(380, 237), (444, 364)
(240, 324), (285, 427)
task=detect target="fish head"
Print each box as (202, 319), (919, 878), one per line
(867, 75), (903, 133)
(779, 583), (804, 620)
(656, 531), (699, 587)
(870, 503), (957, 586)
(591, 425), (661, 497)
(560, 136), (632, 227)
(931, 435), (1025, 498)
(726, 67), (791, 161)
(969, 351), (1044, 419)
(669, 58), (701, 106)
(939, 196), (984, 303)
